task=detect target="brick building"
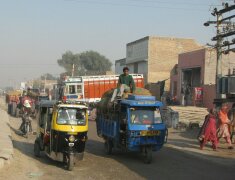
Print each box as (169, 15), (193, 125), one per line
(115, 36), (202, 90)
(170, 48), (235, 109)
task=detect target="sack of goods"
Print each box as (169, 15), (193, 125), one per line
(97, 87), (151, 113)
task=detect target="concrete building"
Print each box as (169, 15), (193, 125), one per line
(115, 58), (126, 74)
(116, 36), (202, 89)
(170, 48), (235, 109)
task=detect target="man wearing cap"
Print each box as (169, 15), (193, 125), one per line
(111, 67), (136, 102)
(19, 100), (32, 134)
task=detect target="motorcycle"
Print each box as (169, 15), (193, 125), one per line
(21, 114), (32, 138)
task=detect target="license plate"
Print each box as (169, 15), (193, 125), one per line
(68, 132), (77, 135)
(69, 143), (74, 147)
(140, 130), (161, 136)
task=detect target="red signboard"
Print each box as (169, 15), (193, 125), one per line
(194, 87), (203, 101)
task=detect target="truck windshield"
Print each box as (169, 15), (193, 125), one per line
(130, 108), (162, 125)
(65, 84), (82, 94)
(39, 96), (49, 101)
(57, 108), (86, 125)
(68, 85), (76, 94)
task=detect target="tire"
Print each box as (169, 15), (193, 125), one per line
(11, 102), (17, 117)
(34, 140), (41, 157)
(144, 146), (152, 164)
(104, 140), (113, 155)
(16, 108), (20, 118)
(24, 124), (29, 138)
(8, 104), (11, 114)
(67, 154), (75, 171)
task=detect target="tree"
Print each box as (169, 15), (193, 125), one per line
(32, 80), (43, 89)
(57, 50), (112, 76)
(57, 51), (83, 76)
(80, 51), (112, 75)
(41, 73), (57, 81)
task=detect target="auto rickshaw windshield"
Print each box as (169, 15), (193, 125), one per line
(130, 108), (162, 125)
(57, 108), (86, 125)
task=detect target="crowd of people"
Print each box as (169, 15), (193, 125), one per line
(198, 103), (235, 151)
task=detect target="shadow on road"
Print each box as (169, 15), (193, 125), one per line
(12, 139), (67, 170)
(7, 122), (25, 136)
(7, 122), (67, 170)
(85, 138), (235, 180)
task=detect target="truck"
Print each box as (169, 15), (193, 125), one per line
(53, 74), (144, 103)
(6, 88), (39, 117)
(6, 90), (22, 116)
(96, 88), (168, 163)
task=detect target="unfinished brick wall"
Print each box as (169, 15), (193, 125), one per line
(147, 37), (202, 90)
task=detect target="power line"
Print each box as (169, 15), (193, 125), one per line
(126, 0), (221, 6)
(64, 0), (209, 11)
(0, 63), (57, 66)
(66, 0), (221, 6)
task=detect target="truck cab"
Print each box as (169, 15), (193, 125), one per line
(61, 77), (84, 102)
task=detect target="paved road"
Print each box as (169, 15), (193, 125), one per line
(0, 115), (235, 180)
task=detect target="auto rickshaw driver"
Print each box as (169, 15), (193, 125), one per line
(57, 109), (69, 124)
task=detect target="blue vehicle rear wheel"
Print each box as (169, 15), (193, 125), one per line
(104, 140), (113, 155)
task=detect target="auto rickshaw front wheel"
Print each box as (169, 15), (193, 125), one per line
(66, 154), (75, 171)
(144, 146), (152, 164)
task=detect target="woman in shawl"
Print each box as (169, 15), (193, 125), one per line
(198, 108), (218, 150)
(218, 103), (233, 149)
(228, 103), (235, 143)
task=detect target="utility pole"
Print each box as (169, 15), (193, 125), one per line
(204, 1), (235, 99)
(216, 14), (223, 99)
(72, 64), (75, 77)
(44, 74), (47, 93)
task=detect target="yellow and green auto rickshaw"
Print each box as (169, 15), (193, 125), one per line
(34, 100), (88, 171)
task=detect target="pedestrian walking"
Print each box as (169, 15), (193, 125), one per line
(228, 103), (235, 143)
(198, 108), (218, 151)
(217, 103), (233, 149)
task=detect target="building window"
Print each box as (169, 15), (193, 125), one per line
(120, 59), (126, 66)
(127, 46), (133, 58)
(134, 63), (138, 73)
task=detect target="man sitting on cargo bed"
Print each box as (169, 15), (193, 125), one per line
(111, 67), (136, 102)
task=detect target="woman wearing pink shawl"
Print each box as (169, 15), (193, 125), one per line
(199, 108), (218, 150)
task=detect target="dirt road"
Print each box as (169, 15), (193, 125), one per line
(0, 115), (235, 180)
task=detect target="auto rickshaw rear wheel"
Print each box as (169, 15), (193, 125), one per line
(66, 154), (75, 171)
(34, 140), (41, 157)
(144, 146), (152, 164)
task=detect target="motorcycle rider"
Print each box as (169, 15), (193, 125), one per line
(19, 100), (33, 134)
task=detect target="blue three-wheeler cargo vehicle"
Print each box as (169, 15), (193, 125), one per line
(96, 94), (167, 163)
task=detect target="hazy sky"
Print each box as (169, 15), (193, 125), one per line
(0, 0), (224, 87)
